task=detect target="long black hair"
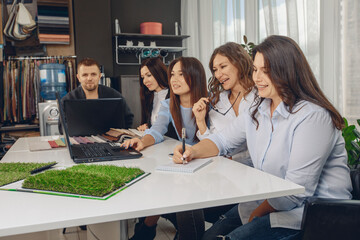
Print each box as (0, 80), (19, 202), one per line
(139, 57), (169, 126)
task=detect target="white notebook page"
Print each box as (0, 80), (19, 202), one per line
(156, 158), (213, 173)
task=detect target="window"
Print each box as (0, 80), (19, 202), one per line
(212, 0), (246, 47)
(341, 0), (360, 124)
(258, 0), (320, 82)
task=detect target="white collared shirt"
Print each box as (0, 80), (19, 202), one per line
(207, 98), (352, 229)
(151, 88), (168, 126)
(197, 90), (255, 165)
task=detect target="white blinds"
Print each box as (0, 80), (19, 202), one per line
(342, 0), (360, 124)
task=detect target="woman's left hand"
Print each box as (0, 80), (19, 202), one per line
(248, 200), (276, 222)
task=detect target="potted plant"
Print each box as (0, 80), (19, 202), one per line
(241, 35), (256, 57)
(342, 118), (360, 169)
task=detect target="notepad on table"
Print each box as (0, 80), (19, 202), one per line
(156, 158), (213, 173)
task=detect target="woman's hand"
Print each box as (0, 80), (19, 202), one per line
(193, 98), (209, 135)
(121, 138), (145, 151)
(192, 97), (209, 122)
(173, 144), (195, 164)
(137, 124), (149, 131)
(248, 200), (276, 222)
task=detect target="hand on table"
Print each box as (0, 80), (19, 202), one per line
(121, 138), (144, 151)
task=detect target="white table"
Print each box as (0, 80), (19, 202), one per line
(0, 136), (304, 238)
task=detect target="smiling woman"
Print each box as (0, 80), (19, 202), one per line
(122, 57), (208, 240)
(122, 57), (208, 152)
(253, 52), (282, 116)
(192, 42), (254, 164)
(173, 35), (352, 240)
(138, 57), (169, 131)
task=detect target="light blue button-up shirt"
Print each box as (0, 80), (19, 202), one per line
(145, 99), (198, 145)
(207, 98), (352, 229)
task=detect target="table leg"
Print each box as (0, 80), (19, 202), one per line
(120, 219), (128, 240)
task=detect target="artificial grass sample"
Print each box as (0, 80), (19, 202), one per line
(0, 162), (57, 187)
(23, 170), (113, 197)
(0, 162), (57, 173)
(22, 165), (145, 197)
(68, 164), (144, 188)
(0, 172), (29, 187)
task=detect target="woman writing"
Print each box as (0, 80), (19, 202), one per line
(173, 35), (352, 239)
(123, 57), (209, 240)
(174, 43), (256, 239)
(137, 57), (169, 131)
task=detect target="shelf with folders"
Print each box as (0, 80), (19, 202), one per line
(114, 34), (189, 65)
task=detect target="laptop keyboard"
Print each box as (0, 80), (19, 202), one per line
(80, 144), (112, 158)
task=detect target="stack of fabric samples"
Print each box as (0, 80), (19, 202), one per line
(37, 0), (70, 44)
(69, 135), (108, 145)
(68, 129), (138, 145)
(103, 128), (138, 143)
(28, 138), (66, 151)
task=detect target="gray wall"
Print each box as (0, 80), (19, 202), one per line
(73, 0), (181, 78)
(111, 0), (181, 76)
(73, 0), (181, 127)
(73, 0), (113, 76)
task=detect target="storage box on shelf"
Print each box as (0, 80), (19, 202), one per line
(114, 33), (189, 65)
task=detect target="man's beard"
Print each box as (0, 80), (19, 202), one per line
(83, 83), (97, 91)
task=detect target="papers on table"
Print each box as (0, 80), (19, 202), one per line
(156, 158), (213, 173)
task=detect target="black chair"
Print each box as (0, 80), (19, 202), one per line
(301, 168), (360, 240)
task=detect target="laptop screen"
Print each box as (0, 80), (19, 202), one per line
(63, 98), (125, 137)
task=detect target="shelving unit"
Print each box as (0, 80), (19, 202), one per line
(114, 33), (189, 65)
(0, 124), (40, 142)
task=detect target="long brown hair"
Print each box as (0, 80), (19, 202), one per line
(168, 57), (208, 142)
(139, 57), (169, 126)
(208, 42), (254, 104)
(251, 35), (344, 130)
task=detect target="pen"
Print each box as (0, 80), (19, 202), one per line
(182, 128), (186, 164)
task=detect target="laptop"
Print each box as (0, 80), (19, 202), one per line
(63, 98), (125, 137)
(56, 93), (142, 163)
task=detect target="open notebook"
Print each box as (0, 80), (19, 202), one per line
(156, 158), (213, 173)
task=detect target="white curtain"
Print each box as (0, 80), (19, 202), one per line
(181, 0), (355, 119)
(181, 0), (213, 78)
(212, 0), (246, 48)
(260, 0), (320, 84)
(342, 0), (360, 123)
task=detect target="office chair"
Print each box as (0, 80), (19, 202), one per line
(301, 168), (360, 240)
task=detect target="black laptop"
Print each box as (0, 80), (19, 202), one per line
(56, 93), (142, 163)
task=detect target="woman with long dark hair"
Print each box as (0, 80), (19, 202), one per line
(173, 35), (352, 240)
(122, 57), (209, 240)
(138, 57), (169, 131)
(123, 56), (208, 151)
